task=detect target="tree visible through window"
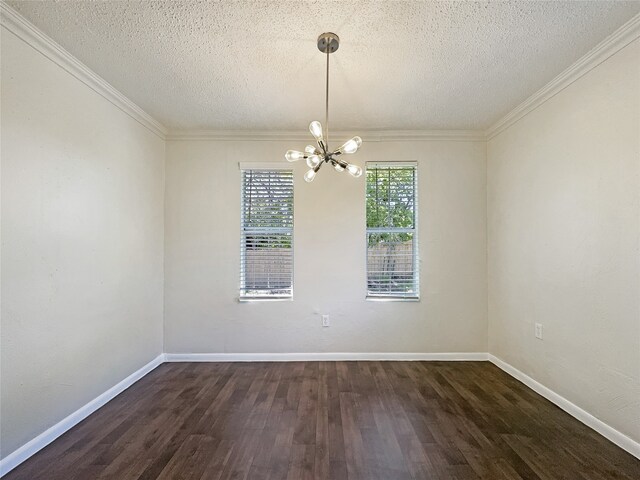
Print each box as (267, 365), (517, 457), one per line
(366, 163), (419, 298)
(240, 169), (293, 298)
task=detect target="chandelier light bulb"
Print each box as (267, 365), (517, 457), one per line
(304, 169), (317, 183)
(306, 155), (321, 168)
(285, 150), (305, 162)
(333, 162), (345, 172)
(346, 164), (363, 177)
(305, 145), (318, 154)
(309, 121), (324, 141)
(338, 136), (362, 155)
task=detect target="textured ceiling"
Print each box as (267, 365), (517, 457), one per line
(6, 1), (640, 131)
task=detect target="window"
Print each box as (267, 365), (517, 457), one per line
(366, 162), (419, 299)
(240, 168), (293, 299)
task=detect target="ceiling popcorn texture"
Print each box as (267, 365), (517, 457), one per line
(6, 0), (640, 131)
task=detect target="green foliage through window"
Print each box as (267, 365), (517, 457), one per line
(366, 164), (418, 297)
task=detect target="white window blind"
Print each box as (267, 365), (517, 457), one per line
(366, 162), (419, 299)
(240, 169), (294, 299)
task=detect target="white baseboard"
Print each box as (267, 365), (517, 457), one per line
(488, 354), (640, 460)
(164, 352), (489, 362)
(0, 354), (165, 477)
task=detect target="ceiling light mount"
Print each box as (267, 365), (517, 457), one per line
(285, 33), (362, 183)
(317, 32), (339, 54)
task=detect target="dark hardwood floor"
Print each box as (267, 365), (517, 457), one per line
(5, 361), (640, 479)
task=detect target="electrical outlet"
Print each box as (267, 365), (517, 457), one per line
(535, 323), (543, 340)
(322, 315), (330, 327)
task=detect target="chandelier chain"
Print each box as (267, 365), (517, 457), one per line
(326, 47), (329, 151)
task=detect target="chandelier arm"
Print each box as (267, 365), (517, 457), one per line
(318, 139), (327, 156)
(334, 158), (348, 168)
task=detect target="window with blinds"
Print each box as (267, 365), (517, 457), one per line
(366, 162), (419, 299)
(240, 169), (294, 299)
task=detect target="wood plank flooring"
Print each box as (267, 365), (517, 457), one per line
(5, 361), (640, 479)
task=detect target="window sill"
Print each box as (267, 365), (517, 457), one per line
(238, 296), (293, 303)
(366, 296), (420, 302)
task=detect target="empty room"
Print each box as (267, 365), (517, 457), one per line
(1, 0), (639, 479)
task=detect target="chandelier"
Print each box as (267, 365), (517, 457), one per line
(285, 32), (363, 182)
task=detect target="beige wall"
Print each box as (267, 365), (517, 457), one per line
(164, 139), (488, 354)
(487, 38), (640, 442)
(0, 27), (165, 457)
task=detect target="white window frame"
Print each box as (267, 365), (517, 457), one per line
(365, 161), (419, 301)
(239, 163), (294, 301)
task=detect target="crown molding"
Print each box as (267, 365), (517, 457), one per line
(5, 0), (637, 145)
(0, 2), (168, 139)
(166, 129), (486, 142)
(486, 12), (640, 140)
